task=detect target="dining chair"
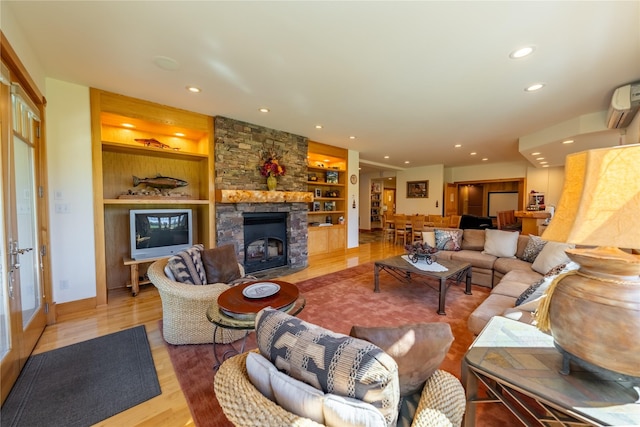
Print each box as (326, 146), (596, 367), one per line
(393, 214), (409, 245)
(382, 212), (395, 243)
(410, 215), (426, 243)
(449, 215), (462, 228)
(496, 210), (521, 231)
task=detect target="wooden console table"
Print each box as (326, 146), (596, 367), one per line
(123, 256), (168, 296)
(462, 317), (640, 426)
(515, 211), (550, 236)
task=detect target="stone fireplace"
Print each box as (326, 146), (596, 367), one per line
(213, 116), (311, 273)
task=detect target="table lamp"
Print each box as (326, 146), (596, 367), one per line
(536, 144), (640, 380)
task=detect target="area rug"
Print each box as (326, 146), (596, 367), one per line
(166, 262), (520, 426)
(1, 325), (161, 427)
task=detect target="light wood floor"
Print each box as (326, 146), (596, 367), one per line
(33, 240), (404, 427)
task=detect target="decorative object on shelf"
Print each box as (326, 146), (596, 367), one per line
(308, 174), (318, 182)
(371, 182), (381, 193)
(132, 175), (188, 189)
(312, 202), (321, 211)
(536, 144), (640, 381)
(324, 201), (335, 211)
(324, 190), (339, 198)
(259, 149), (286, 191)
(325, 171), (338, 183)
(407, 180), (429, 198)
(314, 188), (322, 198)
(134, 138), (179, 150)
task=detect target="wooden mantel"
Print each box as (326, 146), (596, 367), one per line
(215, 189), (314, 204)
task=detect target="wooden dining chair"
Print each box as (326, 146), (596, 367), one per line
(382, 212), (395, 243)
(393, 214), (409, 245)
(497, 210), (522, 231)
(449, 215), (462, 228)
(410, 215), (426, 243)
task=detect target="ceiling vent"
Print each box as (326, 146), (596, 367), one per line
(606, 82), (640, 129)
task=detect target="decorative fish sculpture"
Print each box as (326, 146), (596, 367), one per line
(132, 175), (188, 189)
(134, 138), (178, 150)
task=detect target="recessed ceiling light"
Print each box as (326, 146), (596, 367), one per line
(175, 132), (185, 137)
(536, 157), (545, 160)
(404, 161), (410, 164)
(384, 155), (389, 159)
(482, 158), (488, 161)
(259, 107), (270, 113)
(531, 152), (541, 156)
(349, 136), (356, 140)
(542, 164), (550, 168)
(315, 125), (323, 129)
(540, 161), (548, 164)
(186, 86), (201, 93)
(509, 46), (535, 59)
(470, 152), (477, 156)
(525, 83), (545, 92)
(323, 159), (330, 162)
(121, 123), (135, 128)
(454, 144), (462, 148)
(562, 139), (574, 144)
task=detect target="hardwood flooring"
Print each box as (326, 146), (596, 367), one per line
(32, 240), (405, 427)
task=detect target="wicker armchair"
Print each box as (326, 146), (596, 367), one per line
(147, 258), (247, 345)
(214, 351), (466, 427)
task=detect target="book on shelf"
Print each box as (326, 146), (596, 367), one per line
(326, 171), (339, 183)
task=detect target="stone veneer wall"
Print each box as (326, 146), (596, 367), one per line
(214, 116), (309, 270)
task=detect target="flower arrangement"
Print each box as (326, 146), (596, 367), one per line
(259, 155), (286, 177)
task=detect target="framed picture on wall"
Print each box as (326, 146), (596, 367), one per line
(407, 180), (429, 198)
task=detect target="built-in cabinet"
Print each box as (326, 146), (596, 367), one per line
(307, 141), (347, 255)
(90, 89), (214, 299)
(370, 179), (383, 229)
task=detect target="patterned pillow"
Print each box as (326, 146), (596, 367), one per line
(434, 229), (463, 251)
(520, 235), (547, 263)
(167, 244), (206, 285)
(515, 261), (577, 306)
(255, 308), (400, 427)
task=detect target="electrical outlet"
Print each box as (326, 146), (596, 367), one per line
(55, 203), (70, 214)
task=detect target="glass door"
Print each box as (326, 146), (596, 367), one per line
(0, 74), (48, 404)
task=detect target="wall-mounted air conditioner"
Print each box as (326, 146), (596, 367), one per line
(606, 82), (640, 129)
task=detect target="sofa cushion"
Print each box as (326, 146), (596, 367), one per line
(349, 323), (453, 396)
(255, 308), (399, 426)
(167, 244), (206, 285)
(468, 294), (517, 335)
(519, 235), (547, 263)
(270, 368), (325, 424)
(491, 279), (533, 299)
(323, 394), (386, 427)
(421, 231), (436, 247)
(201, 244), (242, 284)
(531, 241), (574, 274)
(515, 261), (579, 307)
(515, 235), (530, 259)
(434, 229), (463, 251)
(493, 257), (534, 275)
(461, 229), (485, 251)
(482, 229), (519, 258)
(246, 351), (277, 401)
(450, 250), (496, 270)
(497, 269), (543, 291)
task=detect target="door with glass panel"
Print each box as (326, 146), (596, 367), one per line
(0, 69), (48, 404)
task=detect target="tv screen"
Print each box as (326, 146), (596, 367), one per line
(129, 208), (193, 260)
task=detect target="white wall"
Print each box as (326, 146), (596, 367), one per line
(446, 161), (529, 182)
(347, 150), (359, 248)
(396, 164), (444, 215)
(45, 79), (96, 303)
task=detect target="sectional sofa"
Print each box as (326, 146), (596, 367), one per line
(420, 227), (573, 335)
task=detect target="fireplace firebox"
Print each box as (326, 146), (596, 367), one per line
(243, 212), (287, 273)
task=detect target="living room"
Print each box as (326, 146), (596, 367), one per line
(2, 1), (640, 425)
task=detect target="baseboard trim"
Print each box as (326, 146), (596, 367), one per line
(56, 297), (97, 319)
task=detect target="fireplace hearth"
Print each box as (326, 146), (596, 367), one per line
(243, 212), (288, 273)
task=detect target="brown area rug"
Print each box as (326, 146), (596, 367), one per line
(165, 262), (518, 426)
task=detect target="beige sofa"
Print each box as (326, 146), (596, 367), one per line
(422, 227), (571, 335)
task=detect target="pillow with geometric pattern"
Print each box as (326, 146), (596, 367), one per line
(167, 244), (206, 285)
(519, 235), (547, 263)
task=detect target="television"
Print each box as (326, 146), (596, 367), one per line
(129, 208), (193, 260)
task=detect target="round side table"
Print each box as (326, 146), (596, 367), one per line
(206, 281), (306, 369)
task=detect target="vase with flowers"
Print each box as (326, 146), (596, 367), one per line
(260, 154), (286, 191)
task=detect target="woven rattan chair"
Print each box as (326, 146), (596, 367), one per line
(215, 350), (466, 427)
(147, 258), (247, 345)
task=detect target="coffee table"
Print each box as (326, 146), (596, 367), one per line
(463, 316), (640, 426)
(374, 255), (472, 315)
(206, 280), (305, 369)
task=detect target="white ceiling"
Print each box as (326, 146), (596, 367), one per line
(4, 1), (640, 173)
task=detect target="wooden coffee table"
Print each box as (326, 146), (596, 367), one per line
(374, 255), (472, 315)
(206, 280), (305, 369)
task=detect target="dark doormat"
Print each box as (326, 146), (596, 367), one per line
(1, 325), (161, 427)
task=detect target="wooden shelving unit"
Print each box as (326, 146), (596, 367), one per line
(307, 141), (347, 255)
(90, 89), (214, 301)
(370, 180), (383, 230)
